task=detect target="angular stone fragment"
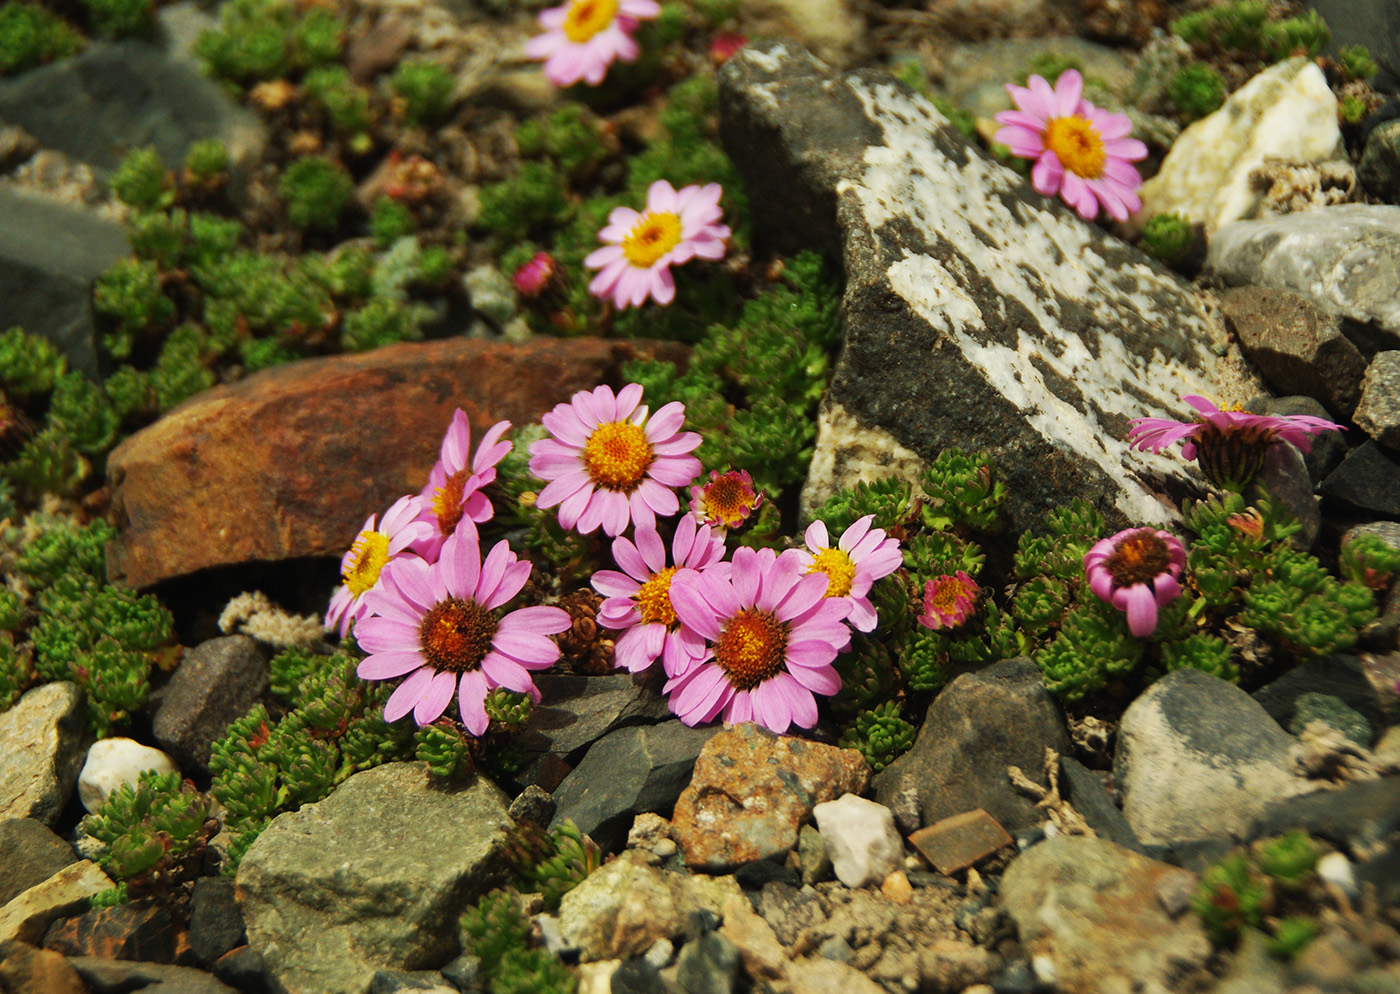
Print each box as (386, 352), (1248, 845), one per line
(718, 42), (1260, 535)
(1355, 351), (1400, 450)
(151, 636), (268, 776)
(0, 683), (89, 826)
(0, 820), (79, 907)
(0, 861), (114, 945)
(1321, 442), (1400, 517)
(907, 809), (1012, 875)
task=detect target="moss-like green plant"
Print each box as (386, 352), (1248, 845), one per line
(279, 156), (354, 233)
(82, 770), (213, 889)
(477, 161), (571, 245)
(339, 297), (429, 352)
(461, 890), (577, 994)
(0, 326), (67, 403)
(1139, 213), (1194, 262)
(94, 258), (175, 357)
(183, 139), (230, 185)
(1338, 45), (1378, 82)
(195, 0), (343, 87)
(1265, 916), (1319, 960)
(508, 819), (603, 910)
(303, 65), (374, 138)
(370, 198), (416, 249)
(112, 147), (174, 211)
(415, 724), (473, 778)
(1035, 595), (1144, 701)
(1237, 546), (1376, 658)
(4, 428), (89, 498)
(80, 0), (155, 38)
(46, 372), (122, 457)
(1168, 63), (1225, 121)
(515, 103), (609, 179)
(1255, 829), (1319, 887)
(839, 701), (916, 773)
(0, 633), (36, 711)
(392, 60), (456, 125)
(1171, 2), (1329, 61)
(919, 450), (1006, 532)
(0, 2), (84, 76)
(1193, 852), (1270, 945)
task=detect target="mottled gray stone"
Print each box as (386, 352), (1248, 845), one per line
(1320, 441), (1400, 516)
(0, 683), (89, 827)
(236, 763), (513, 994)
(1306, 0), (1400, 94)
(1058, 758), (1145, 856)
(66, 958), (239, 994)
(718, 41), (1261, 536)
(1359, 118), (1400, 199)
(1355, 351), (1400, 449)
(1253, 654), (1389, 732)
(0, 819), (79, 906)
(519, 672), (672, 767)
(151, 636), (268, 776)
(1249, 777), (1400, 856)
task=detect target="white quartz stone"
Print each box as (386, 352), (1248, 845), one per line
(77, 737), (180, 814)
(812, 793), (903, 888)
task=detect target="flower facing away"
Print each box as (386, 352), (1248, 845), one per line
(524, 0), (661, 87)
(592, 515), (728, 676)
(355, 525), (570, 731)
(917, 571), (980, 632)
(689, 469), (763, 530)
(325, 495), (436, 638)
(1083, 528), (1187, 639)
(585, 180), (731, 310)
(1127, 395), (1345, 492)
(709, 30), (747, 65)
(663, 547), (850, 734)
(784, 515), (904, 634)
(415, 409), (513, 557)
(529, 382), (702, 536)
(994, 69), (1148, 222)
(512, 251), (561, 298)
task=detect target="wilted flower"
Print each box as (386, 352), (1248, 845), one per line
(524, 0), (660, 88)
(512, 251), (560, 298)
(709, 30), (747, 65)
(355, 525), (570, 730)
(784, 515), (904, 634)
(1128, 395), (1345, 491)
(325, 495), (436, 638)
(689, 469), (763, 530)
(585, 180), (730, 310)
(994, 69), (1148, 222)
(917, 571), (980, 631)
(529, 382), (702, 536)
(1083, 527), (1186, 638)
(415, 409), (513, 558)
(1226, 507), (1266, 543)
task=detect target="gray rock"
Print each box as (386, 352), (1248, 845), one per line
(1207, 205), (1400, 355)
(873, 658), (1072, 832)
(0, 188), (130, 379)
(1306, 0), (1400, 94)
(1057, 757), (1145, 855)
(676, 931), (741, 994)
(151, 635), (268, 776)
(1359, 118), (1400, 200)
(519, 672), (672, 772)
(999, 836), (1211, 994)
(67, 957), (239, 993)
(188, 877), (246, 970)
(717, 41), (1261, 537)
(237, 763), (513, 994)
(1247, 441), (1320, 551)
(1115, 669), (1306, 845)
(1253, 654), (1389, 732)
(1320, 441), (1400, 516)
(1355, 351), (1400, 449)
(0, 818), (79, 906)
(0, 682), (89, 826)
(1249, 776), (1400, 856)
(548, 721), (718, 854)
(1289, 692), (1373, 745)
(798, 823), (832, 886)
(369, 970), (458, 994)
(1220, 286), (1367, 418)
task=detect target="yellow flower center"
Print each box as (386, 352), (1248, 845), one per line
(1043, 115), (1106, 179)
(1105, 530), (1172, 588)
(807, 548), (855, 599)
(583, 420), (653, 491)
(419, 598), (498, 673)
(344, 530), (390, 597)
(621, 211), (683, 268)
(432, 469), (470, 537)
(715, 608), (788, 691)
(929, 576), (965, 614)
(563, 0), (619, 43)
(635, 566), (680, 626)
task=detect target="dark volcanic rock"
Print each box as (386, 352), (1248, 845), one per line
(152, 636), (268, 776)
(1320, 441), (1400, 516)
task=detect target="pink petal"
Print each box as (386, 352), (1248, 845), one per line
(384, 667), (436, 723)
(498, 605), (571, 635)
(358, 649), (426, 680)
(458, 669), (490, 736)
(414, 671), (458, 725)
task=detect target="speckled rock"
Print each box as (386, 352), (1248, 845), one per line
(718, 41), (1261, 537)
(743, 0), (864, 66)
(0, 683), (89, 826)
(1359, 118), (1400, 200)
(0, 820), (79, 907)
(1355, 351), (1400, 449)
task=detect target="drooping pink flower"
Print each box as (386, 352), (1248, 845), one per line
(529, 382), (702, 537)
(592, 515), (727, 677)
(994, 69), (1148, 222)
(783, 515), (904, 634)
(524, 0), (660, 88)
(917, 571), (980, 631)
(709, 30), (747, 65)
(1127, 394), (1345, 491)
(663, 547), (849, 734)
(689, 469), (763, 530)
(355, 525), (570, 731)
(325, 495), (436, 638)
(1083, 527), (1186, 639)
(513, 251), (560, 298)
(585, 180), (730, 310)
(415, 409), (513, 559)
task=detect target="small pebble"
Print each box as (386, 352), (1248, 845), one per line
(881, 869), (914, 904)
(643, 938), (673, 969)
(1316, 851), (1358, 899)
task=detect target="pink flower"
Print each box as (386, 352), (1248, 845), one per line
(689, 469), (763, 530)
(416, 409), (513, 558)
(325, 495), (435, 638)
(709, 30), (747, 65)
(783, 515), (904, 634)
(529, 382), (702, 537)
(356, 525), (570, 731)
(663, 547), (850, 734)
(592, 515), (727, 677)
(917, 571), (980, 631)
(994, 69), (1148, 222)
(513, 251), (560, 297)
(1128, 394), (1345, 491)
(524, 0), (660, 87)
(585, 180), (730, 309)
(1083, 527), (1186, 638)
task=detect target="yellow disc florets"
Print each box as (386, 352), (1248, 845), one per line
(1043, 115), (1106, 179)
(715, 609), (788, 691)
(634, 566), (680, 626)
(563, 0), (619, 43)
(583, 421), (654, 491)
(621, 211), (683, 268)
(344, 531), (391, 597)
(807, 547), (856, 599)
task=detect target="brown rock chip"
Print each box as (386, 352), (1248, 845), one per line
(908, 808), (1012, 875)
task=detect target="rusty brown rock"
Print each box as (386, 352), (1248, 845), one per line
(0, 941), (87, 994)
(908, 809), (1012, 876)
(106, 337), (685, 589)
(42, 896), (178, 963)
(671, 724), (870, 871)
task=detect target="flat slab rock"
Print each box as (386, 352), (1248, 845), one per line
(105, 336), (683, 588)
(718, 42), (1261, 534)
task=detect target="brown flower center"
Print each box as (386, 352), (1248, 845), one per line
(419, 598), (498, 673)
(715, 608), (788, 691)
(1105, 530), (1172, 588)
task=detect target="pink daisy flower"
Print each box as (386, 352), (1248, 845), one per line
(325, 495), (435, 638)
(783, 515), (904, 634)
(585, 180), (731, 310)
(917, 571), (980, 631)
(1128, 394), (1344, 491)
(529, 382), (702, 537)
(1083, 527), (1187, 639)
(592, 515), (727, 677)
(663, 547), (850, 734)
(513, 251), (561, 298)
(524, 0), (660, 88)
(415, 409), (513, 558)
(689, 469), (763, 530)
(355, 525), (570, 731)
(994, 69), (1148, 222)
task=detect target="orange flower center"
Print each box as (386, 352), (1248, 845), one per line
(432, 469), (470, 537)
(806, 548), (855, 599)
(703, 476), (752, 526)
(635, 566), (680, 626)
(621, 211), (682, 268)
(1043, 115), (1106, 179)
(715, 608), (788, 691)
(929, 576), (967, 614)
(343, 530), (390, 597)
(1105, 530), (1172, 588)
(583, 420), (653, 491)
(563, 0), (619, 43)
(419, 598), (498, 673)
